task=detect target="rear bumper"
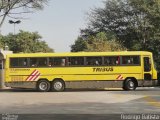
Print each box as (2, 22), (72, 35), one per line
(138, 80), (158, 87)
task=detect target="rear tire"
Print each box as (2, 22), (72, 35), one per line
(123, 78), (136, 91)
(52, 80), (65, 92)
(37, 80), (51, 92)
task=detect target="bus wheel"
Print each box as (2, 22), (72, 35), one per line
(52, 79), (65, 92)
(37, 80), (51, 92)
(123, 78), (136, 91)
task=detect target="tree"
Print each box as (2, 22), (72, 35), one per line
(71, 32), (126, 52)
(79, 0), (160, 70)
(0, 0), (48, 28)
(82, 0), (160, 49)
(0, 30), (54, 53)
(71, 37), (87, 52)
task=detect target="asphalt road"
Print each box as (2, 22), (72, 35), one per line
(0, 87), (160, 120)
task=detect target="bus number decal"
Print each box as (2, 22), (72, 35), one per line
(93, 67), (113, 72)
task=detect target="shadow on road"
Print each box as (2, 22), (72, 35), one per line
(0, 87), (160, 92)
(0, 88), (122, 92)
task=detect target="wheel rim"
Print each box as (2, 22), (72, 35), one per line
(128, 81), (134, 88)
(39, 82), (48, 91)
(54, 81), (63, 91)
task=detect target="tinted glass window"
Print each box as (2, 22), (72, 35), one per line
(10, 58), (28, 67)
(19, 58), (28, 66)
(144, 57), (151, 72)
(122, 56), (140, 65)
(53, 58), (66, 66)
(49, 58), (54, 67)
(86, 57), (102, 66)
(104, 56), (120, 66)
(10, 58), (18, 67)
(30, 58), (38, 67)
(68, 57), (84, 66)
(29, 58), (48, 67)
(37, 58), (47, 67)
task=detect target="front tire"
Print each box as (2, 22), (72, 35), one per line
(123, 78), (136, 91)
(37, 80), (51, 92)
(52, 80), (65, 92)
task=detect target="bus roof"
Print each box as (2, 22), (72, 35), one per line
(6, 51), (152, 58)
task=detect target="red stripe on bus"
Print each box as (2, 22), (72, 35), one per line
(28, 71), (39, 81)
(120, 76), (123, 80)
(116, 75), (121, 79)
(25, 69), (37, 81)
(33, 73), (41, 81)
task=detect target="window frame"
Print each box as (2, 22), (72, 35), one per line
(50, 57), (67, 67)
(68, 57), (85, 66)
(121, 55), (141, 66)
(85, 56), (103, 66)
(29, 57), (49, 68)
(9, 55), (141, 68)
(10, 57), (29, 68)
(36, 57), (48, 67)
(103, 56), (120, 66)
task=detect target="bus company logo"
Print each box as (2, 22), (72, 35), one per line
(26, 69), (41, 81)
(93, 67), (113, 72)
(116, 74), (123, 80)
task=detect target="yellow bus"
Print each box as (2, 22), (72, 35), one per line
(5, 51), (157, 92)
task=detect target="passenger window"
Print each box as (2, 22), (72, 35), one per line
(30, 58), (38, 67)
(49, 58), (54, 67)
(10, 58), (28, 67)
(53, 58), (66, 66)
(104, 56), (120, 66)
(19, 58), (28, 67)
(122, 56), (140, 65)
(68, 57), (84, 66)
(10, 58), (19, 67)
(86, 57), (102, 66)
(37, 58), (47, 67)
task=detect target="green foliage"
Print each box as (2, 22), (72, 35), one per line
(71, 37), (87, 52)
(0, 30), (54, 53)
(78, 0), (160, 71)
(71, 32), (126, 52)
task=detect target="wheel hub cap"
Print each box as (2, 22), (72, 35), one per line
(54, 82), (62, 90)
(39, 82), (48, 90)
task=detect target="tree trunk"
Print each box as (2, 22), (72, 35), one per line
(0, 14), (7, 30)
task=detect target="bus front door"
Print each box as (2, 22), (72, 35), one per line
(143, 56), (152, 86)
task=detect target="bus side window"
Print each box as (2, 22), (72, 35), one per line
(37, 58), (47, 67)
(53, 58), (66, 66)
(30, 58), (38, 67)
(86, 57), (102, 66)
(49, 58), (54, 67)
(122, 56), (140, 65)
(61, 59), (66, 66)
(122, 56), (132, 64)
(104, 57), (110, 65)
(132, 56), (140, 64)
(10, 58), (18, 67)
(104, 56), (119, 66)
(10, 58), (28, 68)
(68, 57), (84, 66)
(19, 58), (28, 67)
